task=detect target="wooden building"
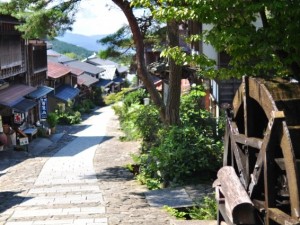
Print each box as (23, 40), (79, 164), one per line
(0, 15), (49, 149)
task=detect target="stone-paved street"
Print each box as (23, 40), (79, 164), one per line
(0, 106), (171, 225)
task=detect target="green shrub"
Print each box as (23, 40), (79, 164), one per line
(146, 125), (223, 183)
(163, 206), (187, 220)
(123, 88), (147, 108)
(104, 88), (131, 105)
(188, 194), (217, 220)
(91, 86), (105, 106)
(75, 99), (96, 114)
(58, 111), (81, 125)
(163, 194), (217, 220)
(46, 112), (58, 128)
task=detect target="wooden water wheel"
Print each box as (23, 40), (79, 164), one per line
(216, 76), (300, 225)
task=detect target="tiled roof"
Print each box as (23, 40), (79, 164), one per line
(78, 74), (99, 87)
(64, 61), (104, 75)
(47, 61), (70, 79)
(47, 50), (75, 63)
(0, 84), (36, 107)
(86, 57), (118, 66)
(69, 66), (84, 76)
(86, 57), (128, 74)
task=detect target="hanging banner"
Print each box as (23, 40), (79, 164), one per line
(40, 96), (48, 120)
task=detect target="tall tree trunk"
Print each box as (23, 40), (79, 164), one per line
(166, 20), (182, 125)
(112, 0), (166, 123)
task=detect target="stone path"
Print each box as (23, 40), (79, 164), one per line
(0, 106), (172, 225)
(2, 107), (111, 225)
(0, 106), (214, 225)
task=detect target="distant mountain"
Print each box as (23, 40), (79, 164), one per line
(48, 39), (93, 59)
(56, 32), (108, 52)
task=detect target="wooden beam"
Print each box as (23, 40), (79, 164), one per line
(217, 166), (256, 224)
(232, 133), (263, 149)
(268, 208), (300, 225)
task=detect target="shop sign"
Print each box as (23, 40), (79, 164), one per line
(14, 113), (23, 124)
(40, 96), (48, 120)
(19, 137), (29, 145)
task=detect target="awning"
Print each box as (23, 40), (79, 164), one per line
(0, 84), (36, 107)
(27, 86), (54, 99)
(96, 79), (114, 88)
(53, 85), (80, 102)
(12, 98), (37, 112)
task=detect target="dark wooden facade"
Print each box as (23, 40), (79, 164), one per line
(0, 15), (48, 148)
(0, 15), (26, 80)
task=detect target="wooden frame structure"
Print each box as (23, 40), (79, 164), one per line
(215, 76), (300, 225)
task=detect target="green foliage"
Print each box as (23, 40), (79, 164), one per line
(90, 86), (105, 106)
(111, 88), (161, 143)
(123, 89), (147, 108)
(163, 194), (217, 220)
(98, 25), (134, 58)
(104, 88), (131, 105)
(147, 125), (223, 183)
(0, 0), (78, 39)
(163, 206), (187, 220)
(136, 170), (162, 190)
(188, 194), (217, 220)
(55, 100), (82, 125)
(131, 0), (300, 79)
(48, 38), (93, 59)
(74, 99), (95, 114)
(134, 105), (161, 143)
(58, 111), (81, 125)
(116, 87), (224, 186)
(46, 112), (58, 128)
(37, 126), (49, 137)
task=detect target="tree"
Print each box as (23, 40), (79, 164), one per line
(134, 0), (300, 80)
(97, 25), (134, 65)
(0, 0), (184, 125)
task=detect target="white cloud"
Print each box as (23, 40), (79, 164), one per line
(72, 0), (128, 36)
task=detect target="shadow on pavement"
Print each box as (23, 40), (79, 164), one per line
(0, 191), (32, 214)
(92, 166), (134, 182)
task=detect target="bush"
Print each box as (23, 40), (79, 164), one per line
(91, 86), (105, 106)
(123, 88), (147, 108)
(146, 125), (223, 183)
(104, 88), (131, 105)
(46, 112), (58, 128)
(58, 111), (81, 125)
(75, 99), (96, 114)
(188, 194), (217, 220)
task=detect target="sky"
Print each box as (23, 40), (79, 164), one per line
(71, 0), (129, 36)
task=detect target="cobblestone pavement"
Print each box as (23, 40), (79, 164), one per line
(0, 106), (172, 225)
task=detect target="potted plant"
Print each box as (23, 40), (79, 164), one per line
(46, 112), (58, 134)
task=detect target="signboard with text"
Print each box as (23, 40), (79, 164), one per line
(40, 96), (48, 120)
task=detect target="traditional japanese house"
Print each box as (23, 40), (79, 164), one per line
(63, 60), (104, 79)
(0, 15), (50, 147)
(84, 55), (128, 93)
(46, 61), (80, 111)
(185, 21), (241, 117)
